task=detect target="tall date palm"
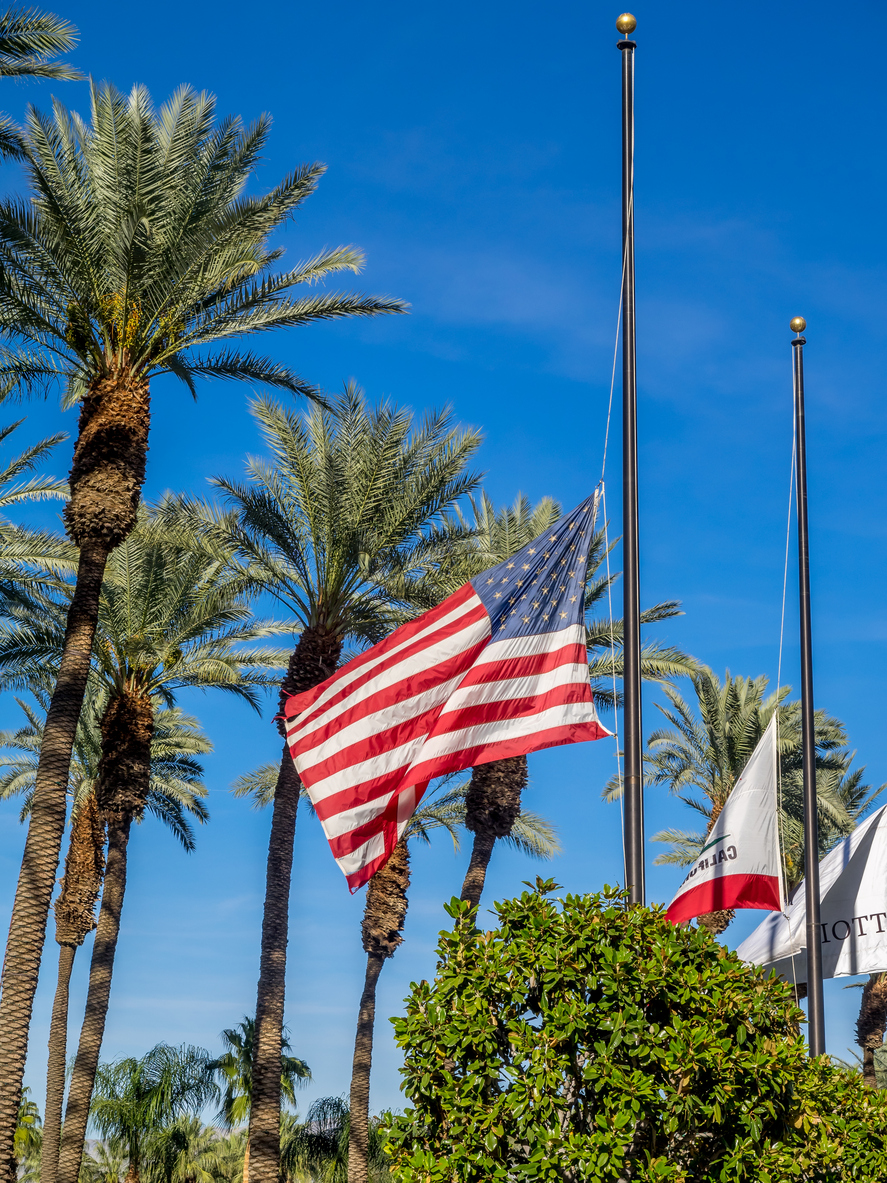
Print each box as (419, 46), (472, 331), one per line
(0, 82), (403, 1169)
(214, 385), (480, 1183)
(622, 668), (884, 932)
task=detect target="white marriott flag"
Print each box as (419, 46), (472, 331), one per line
(737, 804), (887, 980)
(666, 717), (784, 924)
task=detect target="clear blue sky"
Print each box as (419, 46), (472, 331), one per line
(1, 0), (885, 1116)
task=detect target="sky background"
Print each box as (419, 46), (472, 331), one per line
(1, 0), (886, 1118)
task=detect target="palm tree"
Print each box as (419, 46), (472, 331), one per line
(79, 1142), (127, 1183)
(0, 507), (289, 1183)
(89, 1046), (217, 1183)
(212, 384), (481, 1182)
(281, 1097), (388, 1183)
(144, 1116), (241, 1183)
(0, 83), (405, 1148)
(433, 493), (694, 910)
(0, 691), (211, 1183)
(619, 668), (884, 933)
(0, 416), (73, 611)
(14, 1088), (42, 1178)
(0, 6), (81, 159)
(207, 1017), (309, 1183)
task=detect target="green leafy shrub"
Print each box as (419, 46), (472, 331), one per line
(382, 880), (887, 1181)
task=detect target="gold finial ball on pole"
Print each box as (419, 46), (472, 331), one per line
(790, 316), (807, 334)
(616, 12), (637, 34)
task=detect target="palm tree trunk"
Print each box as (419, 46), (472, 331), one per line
(458, 755), (527, 911)
(41, 943), (77, 1183)
(857, 972), (887, 1087)
(347, 955), (384, 1183)
(249, 744), (300, 1183)
(0, 369), (149, 1183)
(43, 793), (105, 1183)
(348, 838), (410, 1183)
(249, 626), (341, 1183)
(0, 540), (109, 1183)
(56, 814), (132, 1183)
(697, 909), (735, 937)
(58, 686), (152, 1183)
(460, 831), (496, 910)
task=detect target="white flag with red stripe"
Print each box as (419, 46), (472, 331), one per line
(284, 495), (610, 890)
(666, 717), (784, 924)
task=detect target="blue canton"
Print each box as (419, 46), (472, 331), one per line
(471, 496), (599, 639)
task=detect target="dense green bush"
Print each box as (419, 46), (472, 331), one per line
(382, 880), (887, 1182)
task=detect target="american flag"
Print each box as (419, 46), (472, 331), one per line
(284, 495), (611, 890)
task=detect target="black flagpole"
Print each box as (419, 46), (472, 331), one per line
(791, 315), (826, 1056)
(617, 13), (644, 905)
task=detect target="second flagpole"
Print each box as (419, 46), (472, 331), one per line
(617, 12), (644, 905)
(791, 315), (826, 1056)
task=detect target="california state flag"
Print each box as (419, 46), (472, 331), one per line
(666, 717), (784, 924)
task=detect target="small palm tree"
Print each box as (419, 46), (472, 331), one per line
(0, 416), (72, 612)
(79, 1142), (127, 1183)
(281, 1097), (388, 1183)
(435, 493), (694, 910)
(89, 1046), (217, 1183)
(0, 82), (405, 1145)
(213, 384), (481, 1181)
(144, 1116), (239, 1183)
(0, 6), (82, 159)
(207, 1016), (309, 1182)
(619, 668), (885, 933)
(15, 1087), (41, 1180)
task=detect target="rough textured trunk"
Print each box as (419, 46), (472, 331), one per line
(694, 796), (736, 937)
(347, 955), (383, 1183)
(57, 688), (153, 1183)
(459, 755), (527, 910)
(41, 943), (76, 1183)
(56, 816), (132, 1183)
(697, 909), (735, 937)
(0, 369), (149, 1183)
(42, 796), (106, 1183)
(248, 627), (341, 1183)
(460, 831), (496, 911)
(348, 838), (411, 1183)
(0, 542), (108, 1183)
(857, 972), (887, 1088)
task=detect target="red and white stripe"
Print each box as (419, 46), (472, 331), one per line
(285, 582), (609, 890)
